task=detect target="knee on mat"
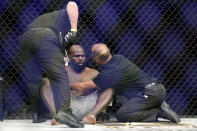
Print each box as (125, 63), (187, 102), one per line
(116, 110), (130, 122)
(116, 110), (144, 122)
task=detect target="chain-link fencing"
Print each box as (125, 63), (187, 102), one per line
(0, 0), (197, 118)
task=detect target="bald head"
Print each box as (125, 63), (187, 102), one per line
(91, 43), (111, 64)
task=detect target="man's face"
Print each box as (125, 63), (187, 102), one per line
(69, 47), (86, 66)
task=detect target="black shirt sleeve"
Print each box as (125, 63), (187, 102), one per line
(93, 55), (155, 98)
(93, 64), (122, 90)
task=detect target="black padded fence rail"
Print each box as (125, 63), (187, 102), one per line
(0, 0), (197, 118)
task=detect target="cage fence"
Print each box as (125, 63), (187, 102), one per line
(0, 0), (197, 119)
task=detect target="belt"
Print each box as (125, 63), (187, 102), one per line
(145, 82), (156, 88)
(29, 28), (64, 47)
(29, 27), (53, 32)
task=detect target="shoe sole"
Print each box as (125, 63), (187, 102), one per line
(32, 119), (46, 123)
(54, 115), (84, 128)
(161, 102), (181, 123)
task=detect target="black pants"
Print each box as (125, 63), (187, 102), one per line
(116, 84), (166, 122)
(19, 28), (70, 111)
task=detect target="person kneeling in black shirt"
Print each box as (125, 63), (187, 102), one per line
(70, 43), (181, 124)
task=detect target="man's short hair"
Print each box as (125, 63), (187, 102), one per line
(91, 48), (110, 61)
(67, 44), (84, 55)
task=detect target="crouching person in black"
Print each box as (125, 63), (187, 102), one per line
(70, 43), (181, 124)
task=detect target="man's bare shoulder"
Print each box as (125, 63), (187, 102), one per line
(85, 67), (99, 75)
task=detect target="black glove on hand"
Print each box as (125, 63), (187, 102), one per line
(64, 31), (77, 44)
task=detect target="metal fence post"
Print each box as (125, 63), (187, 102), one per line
(0, 76), (3, 121)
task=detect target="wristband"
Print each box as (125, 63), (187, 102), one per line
(71, 29), (77, 32)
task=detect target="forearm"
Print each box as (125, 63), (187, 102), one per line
(40, 78), (56, 117)
(67, 2), (78, 30)
(88, 88), (114, 116)
(70, 80), (97, 91)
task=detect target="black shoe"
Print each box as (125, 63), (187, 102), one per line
(158, 101), (180, 123)
(32, 113), (46, 123)
(54, 110), (84, 128)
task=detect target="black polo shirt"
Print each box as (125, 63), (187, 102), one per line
(27, 9), (70, 38)
(93, 55), (156, 98)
